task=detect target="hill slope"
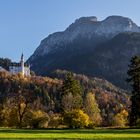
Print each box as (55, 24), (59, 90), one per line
(0, 70), (130, 126)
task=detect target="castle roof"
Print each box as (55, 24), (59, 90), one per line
(10, 62), (30, 67)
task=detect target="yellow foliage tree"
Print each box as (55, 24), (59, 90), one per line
(113, 109), (128, 127)
(84, 92), (102, 126)
(63, 109), (89, 128)
(29, 110), (49, 128)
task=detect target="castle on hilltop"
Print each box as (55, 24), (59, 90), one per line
(9, 54), (30, 76)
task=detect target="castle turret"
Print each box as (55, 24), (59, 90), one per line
(9, 53), (30, 76)
(20, 53), (24, 76)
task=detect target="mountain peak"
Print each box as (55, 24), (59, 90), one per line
(104, 15), (130, 20)
(75, 16), (98, 23)
(103, 15), (136, 28)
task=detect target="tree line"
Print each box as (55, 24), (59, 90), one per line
(0, 69), (130, 128)
(1, 56), (139, 128)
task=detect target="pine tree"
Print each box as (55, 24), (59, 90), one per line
(61, 72), (83, 112)
(61, 72), (83, 96)
(127, 56), (140, 126)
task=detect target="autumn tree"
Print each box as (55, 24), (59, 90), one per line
(0, 92), (31, 128)
(113, 109), (128, 127)
(61, 93), (82, 112)
(84, 92), (102, 126)
(127, 56), (140, 126)
(63, 109), (89, 128)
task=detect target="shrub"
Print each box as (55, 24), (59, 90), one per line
(48, 112), (62, 128)
(29, 110), (49, 128)
(63, 109), (89, 128)
(113, 109), (128, 127)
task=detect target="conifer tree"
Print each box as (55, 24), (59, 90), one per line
(61, 72), (83, 112)
(127, 56), (140, 126)
(61, 72), (83, 96)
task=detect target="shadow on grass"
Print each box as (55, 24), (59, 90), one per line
(0, 128), (139, 134)
(1, 138), (140, 140)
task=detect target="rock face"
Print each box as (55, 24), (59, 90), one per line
(28, 15), (140, 89)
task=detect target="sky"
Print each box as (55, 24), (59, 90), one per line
(0, 0), (140, 61)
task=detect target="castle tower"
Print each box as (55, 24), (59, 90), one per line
(20, 53), (24, 76)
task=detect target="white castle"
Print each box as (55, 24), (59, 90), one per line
(9, 54), (30, 76)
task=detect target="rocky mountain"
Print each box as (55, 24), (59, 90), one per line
(89, 32), (140, 89)
(28, 15), (140, 89)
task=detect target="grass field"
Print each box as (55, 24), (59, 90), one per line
(0, 128), (139, 140)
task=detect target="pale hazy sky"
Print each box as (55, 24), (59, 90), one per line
(0, 0), (140, 61)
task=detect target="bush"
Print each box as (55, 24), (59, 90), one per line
(48, 112), (62, 128)
(113, 109), (128, 127)
(136, 118), (140, 126)
(87, 121), (95, 129)
(63, 109), (89, 128)
(29, 110), (49, 128)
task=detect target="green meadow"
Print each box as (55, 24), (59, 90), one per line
(0, 128), (139, 140)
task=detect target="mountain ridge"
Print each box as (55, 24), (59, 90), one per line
(30, 15), (140, 58)
(28, 15), (140, 89)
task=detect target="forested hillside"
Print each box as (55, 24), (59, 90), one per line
(0, 70), (130, 128)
